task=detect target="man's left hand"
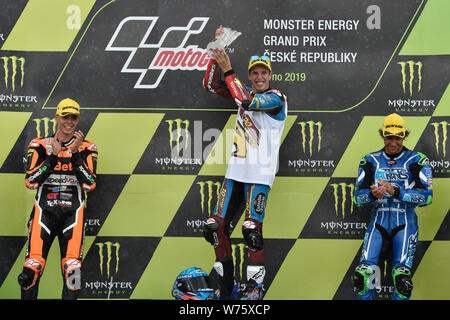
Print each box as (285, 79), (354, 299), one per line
(70, 130), (84, 153)
(377, 179), (395, 196)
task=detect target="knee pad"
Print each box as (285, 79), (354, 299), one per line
(18, 258), (45, 290)
(62, 258), (82, 291)
(392, 266), (413, 299)
(204, 217), (221, 247)
(242, 220), (263, 252)
(352, 264), (378, 296)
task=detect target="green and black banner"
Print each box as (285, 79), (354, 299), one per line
(0, 0), (449, 300)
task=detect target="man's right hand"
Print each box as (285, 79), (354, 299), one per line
(51, 133), (62, 155)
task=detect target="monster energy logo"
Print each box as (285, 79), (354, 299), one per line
(232, 243), (246, 282)
(298, 121), (322, 156)
(33, 117), (57, 137)
(398, 60), (422, 96)
(96, 242), (120, 278)
(430, 121), (448, 157)
(1, 56), (25, 92)
(197, 180), (222, 216)
(330, 183), (355, 218)
(165, 119), (190, 154)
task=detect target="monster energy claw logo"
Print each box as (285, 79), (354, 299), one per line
(398, 60), (422, 96)
(232, 243), (246, 282)
(197, 180), (222, 215)
(430, 121), (448, 157)
(330, 183), (355, 218)
(33, 117), (57, 137)
(298, 121), (322, 156)
(165, 119), (190, 154)
(96, 242), (120, 278)
(1, 56), (25, 92)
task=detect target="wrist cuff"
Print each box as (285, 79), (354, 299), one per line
(224, 69), (235, 77)
(393, 186), (401, 199)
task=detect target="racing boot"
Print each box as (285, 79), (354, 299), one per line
(210, 258), (234, 300)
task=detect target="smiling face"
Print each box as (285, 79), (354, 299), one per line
(55, 114), (79, 140)
(248, 65), (271, 93)
(383, 135), (404, 155)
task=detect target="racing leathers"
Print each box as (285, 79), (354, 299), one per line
(202, 58), (287, 299)
(19, 135), (97, 299)
(352, 147), (432, 300)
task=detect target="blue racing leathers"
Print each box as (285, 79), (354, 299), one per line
(353, 147), (433, 300)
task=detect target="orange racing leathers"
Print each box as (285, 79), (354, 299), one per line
(19, 135), (97, 299)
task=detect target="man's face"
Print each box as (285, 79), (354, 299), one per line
(383, 135), (404, 155)
(55, 114), (79, 136)
(248, 65), (271, 93)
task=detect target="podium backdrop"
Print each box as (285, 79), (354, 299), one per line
(0, 0), (449, 299)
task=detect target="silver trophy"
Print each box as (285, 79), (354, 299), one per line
(206, 27), (242, 58)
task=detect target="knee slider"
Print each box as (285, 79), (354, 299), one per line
(204, 217), (221, 247)
(18, 258), (44, 290)
(352, 264), (377, 296)
(242, 220), (263, 251)
(392, 266), (413, 299)
(62, 258), (82, 291)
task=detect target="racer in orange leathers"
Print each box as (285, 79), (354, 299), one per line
(18, 98), (97, 300)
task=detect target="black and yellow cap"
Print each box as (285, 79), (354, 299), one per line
(248, 55), (272, 73)
(381, 113), (406, 138)
(56, 98), (80, 117)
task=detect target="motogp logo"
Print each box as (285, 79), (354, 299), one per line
(105, 16), (210, 89)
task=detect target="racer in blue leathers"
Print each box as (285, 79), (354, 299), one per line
(352, 113), (433, 300)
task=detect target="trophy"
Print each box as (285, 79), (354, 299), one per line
(206, 27), (242, 58)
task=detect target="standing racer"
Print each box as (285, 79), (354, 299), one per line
(19, 98), (97, 299)
(202, 26), (288, 300)
(352, 113), (433, 300)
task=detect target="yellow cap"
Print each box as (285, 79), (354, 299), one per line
(248, 55), (272, 73)
(381, 113), (406, 138)
(56, 98), (80, 117)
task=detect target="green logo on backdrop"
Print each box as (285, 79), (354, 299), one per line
(1, 56), (25, 91)
(430, 121), (448, 157)
(232, 243), (246, 282)
(96, 241), (120, 278)
(165, 119), (190, 153)
(398, 60), (422, 96)
(298, 121), (322, 156)
(33, 117), (57, 137)
(330, 182), (355, 219)
(197, 180), (222, 216)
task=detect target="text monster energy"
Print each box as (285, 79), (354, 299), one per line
(197, 180), (222, 216)
(388, 60), (434, 112)
(288, 120), (334, 173)
(321, 181), (366, 236)
(398, 60), (422, 96)
(298, 121), (322, 156)
(430, 121), (448, 157)
(330, 183), (355, 218)
(1, 56), (25, 91)
(96, 242), (120, 278)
